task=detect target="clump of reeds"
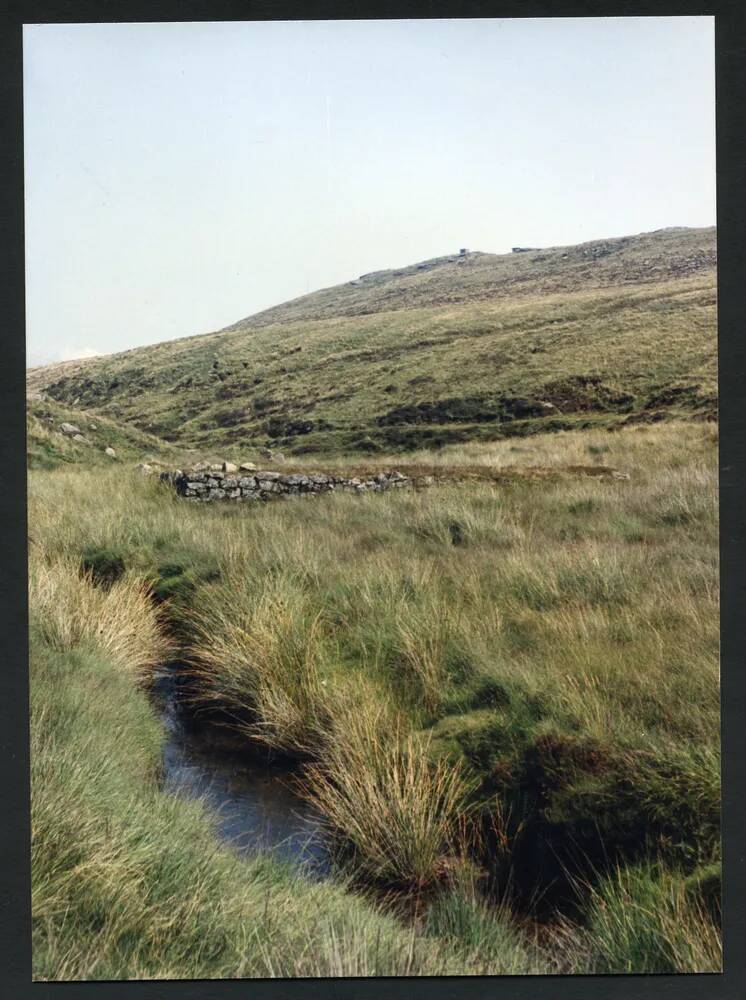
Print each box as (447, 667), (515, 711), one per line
(305, 707), (476, 889)
(186, 573), (329, 754)
(28, 553), (172, 682)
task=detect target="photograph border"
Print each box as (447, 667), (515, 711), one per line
(2, 1), (744, 997)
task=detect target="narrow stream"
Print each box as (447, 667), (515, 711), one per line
(150, 667), (556, 940)
(152, 667), (331, 876)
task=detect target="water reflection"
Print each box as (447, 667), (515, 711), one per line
(153, 670), (330, 875)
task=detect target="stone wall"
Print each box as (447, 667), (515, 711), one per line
(168, 466), (415, 502)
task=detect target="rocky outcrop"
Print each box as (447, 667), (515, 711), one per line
(167, 468), (413, 502)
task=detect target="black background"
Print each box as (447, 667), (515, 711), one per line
(1, 2), (744, 998)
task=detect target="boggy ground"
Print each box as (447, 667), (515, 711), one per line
(28, 419), (721, 978)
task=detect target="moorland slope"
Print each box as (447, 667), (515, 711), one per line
(27, 226), (717, 457)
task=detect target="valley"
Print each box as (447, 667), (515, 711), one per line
(27, 227), (721, 979)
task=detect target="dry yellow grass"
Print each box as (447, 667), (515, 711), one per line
(305, 708), (476, 888)
(28, 554), (173, 681)
(186, 575), (329, 754)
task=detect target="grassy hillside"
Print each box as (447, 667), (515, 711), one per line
(26, 398), (179, 471)
(27, 226), (721, 978)
(27, 227), (716, 458)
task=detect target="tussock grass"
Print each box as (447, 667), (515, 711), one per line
(305, 709), (475, 889)
(423, 866), (540, 973)
(372, 417), (718, 474)
(28, 554), (172, 682)
(28, 419), (720, 975)
(574, 862), (722, 973)
(390, 597), (455, 712)
(187, 574), (329, 754)
(32, 641), (539, 980)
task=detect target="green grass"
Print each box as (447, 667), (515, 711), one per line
(571, 862), (721, 973)
(27, 227), (716, 458)
(32, 636), (543, 979)
(27, 225), (720, 977)
(423, 866), (538, 971)
(29, 419), (720, 976)
(26, 397), (178, 471)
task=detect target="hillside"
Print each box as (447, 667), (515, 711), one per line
(27, 226), (717, 457)
(25, 398), (179, 470)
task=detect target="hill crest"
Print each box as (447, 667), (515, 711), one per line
(223, 225), (715, 331)
(27, 226), (717, 459)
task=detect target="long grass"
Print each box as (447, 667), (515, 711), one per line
(304, 709), (475, 889)
(28, 553), (173, 682)
(31, 638), (540, 979)
(28, 419), (721, 975)
(571, 862), (722, 973)
(186, 574), (329, 754)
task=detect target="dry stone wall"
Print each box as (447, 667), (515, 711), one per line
(167, 466), (413, 502)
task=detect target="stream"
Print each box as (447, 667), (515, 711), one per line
(152, 667), (331, 876)
(150, 668), (559, 938)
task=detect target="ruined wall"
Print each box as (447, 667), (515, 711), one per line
(168, 466), (413, 502)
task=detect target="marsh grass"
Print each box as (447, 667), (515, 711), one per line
(32, 639), (541, 980)
(186, 575), (329, 754)
(28, 419), (721, 976)
(304, 710), (475, 889)
(28, 554), (173, 682)
(573, 862), (722, 973)
(390, 598), (455, 713)
(422, 864), (540, 973)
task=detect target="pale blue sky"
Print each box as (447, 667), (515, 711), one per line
(24, 17), (715, 367)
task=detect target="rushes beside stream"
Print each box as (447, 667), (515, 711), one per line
(29, 420), (721, 977)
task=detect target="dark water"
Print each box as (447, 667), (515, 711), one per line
(152, 669), (331, 875)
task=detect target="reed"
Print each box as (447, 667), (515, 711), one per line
(305, 708), (475, 889)
(28, 553), (172, 682)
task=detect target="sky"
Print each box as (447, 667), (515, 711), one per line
(23, 17), (716, 368)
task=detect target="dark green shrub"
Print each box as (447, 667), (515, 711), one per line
(80, 547), (126, 589)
